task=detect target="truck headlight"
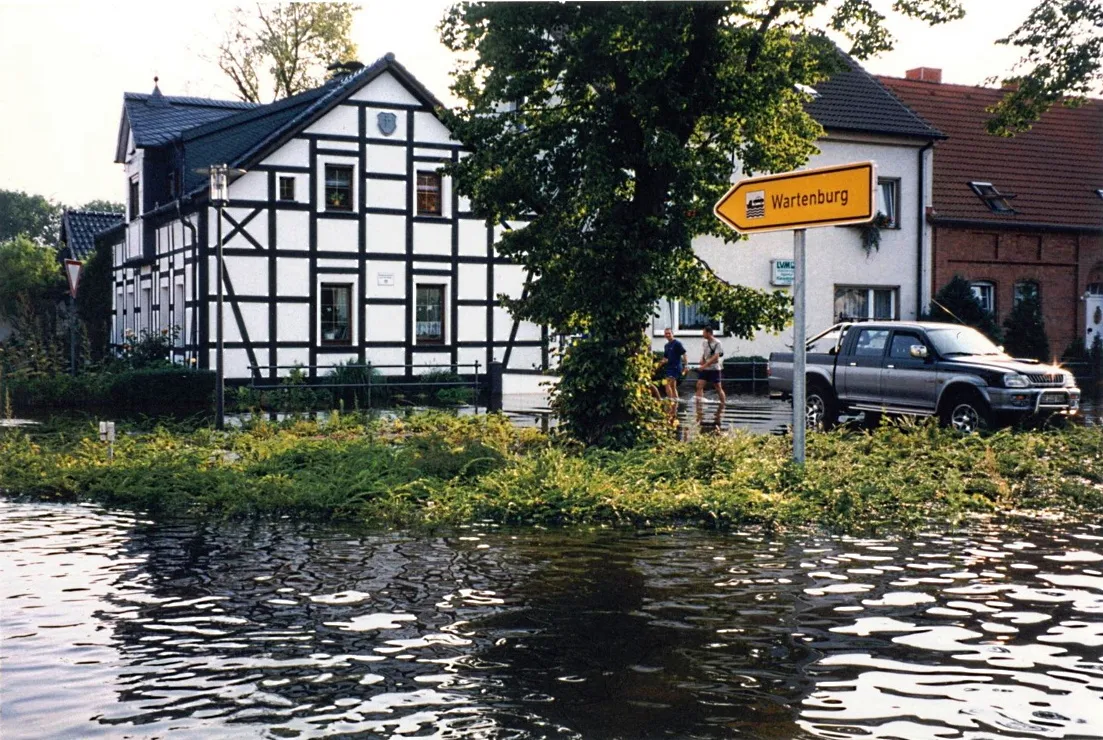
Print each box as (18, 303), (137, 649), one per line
(1003, 373), (1030, 388)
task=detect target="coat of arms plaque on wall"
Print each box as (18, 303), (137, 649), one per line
(377, 112), (397, 136)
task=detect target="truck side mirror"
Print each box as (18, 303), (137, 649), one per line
(909, 345), (929, 359)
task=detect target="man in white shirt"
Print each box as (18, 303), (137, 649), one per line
(695, 326), (727, 405)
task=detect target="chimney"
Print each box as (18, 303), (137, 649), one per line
(905, 67), (942, 83)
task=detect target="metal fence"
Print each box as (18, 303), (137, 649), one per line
(245, 362), (483, 410)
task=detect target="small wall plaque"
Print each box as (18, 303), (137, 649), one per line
(771, 259), (795, 287)
(377, 272), (395, 287)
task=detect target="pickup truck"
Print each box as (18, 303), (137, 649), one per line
(768, 321), (1081, 432)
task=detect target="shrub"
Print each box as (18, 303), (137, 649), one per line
(1002, 292), (1050, 361)
(108, 367), (214, 413)
(416, 369), (474, 406)
(7, 367), (214, 415)
(324, 361), (389, 408)
(925, 276), (1001, 342)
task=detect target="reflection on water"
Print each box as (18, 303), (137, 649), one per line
(2, 502), (1102, 739)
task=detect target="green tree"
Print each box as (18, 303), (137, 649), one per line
(440, 1), (964, 448)
(76, 242), (114, 362)
(926, 276), (1002, 342)
(0, 235), (64, 319)
(0, 189), (63, 244)
(1002, 292), (1051, 360)
(215, 2), (359, 103)
(77, 200), (124, 214)
(988, 0), (1103, 135)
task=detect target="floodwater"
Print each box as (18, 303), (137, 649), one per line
(3, 502), (1103, 738)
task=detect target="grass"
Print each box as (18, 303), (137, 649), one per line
(1, 412), (1101, 533)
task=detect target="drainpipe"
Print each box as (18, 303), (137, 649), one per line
(916, 140), (935, 317)
(176, 199), (199, 361)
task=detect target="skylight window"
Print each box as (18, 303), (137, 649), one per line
(1095, 189), (1103, 200)
(968, 181), (1016, 214)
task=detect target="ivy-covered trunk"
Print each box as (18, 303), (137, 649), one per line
(553, 316), (666, 449)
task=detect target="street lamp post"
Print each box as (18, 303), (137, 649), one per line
(199, 164), (245, 430)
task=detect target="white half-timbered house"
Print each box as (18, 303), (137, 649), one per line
(98, 54), (545, 383)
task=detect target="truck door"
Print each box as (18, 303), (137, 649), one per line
(838, 327), (889, 403)
(881, 330), (937, 410)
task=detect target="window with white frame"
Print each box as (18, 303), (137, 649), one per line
(654, 299), (721, 335)
(324, 164), (354, 211)
(320, 283), (352, 345)
(415, 284), (445, 344)
(129, 179), (140, 221)
(969, 281), (995, 314)
(877, 178), (900, 228)
(141, 286), (152, 330)
(833, 286), (897, 322)
(160, 284), (170, 331)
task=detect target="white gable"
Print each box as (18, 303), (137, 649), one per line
(351, 72), (421, 107)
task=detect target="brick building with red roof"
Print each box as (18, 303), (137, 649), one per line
(881, 68), (1103, 357)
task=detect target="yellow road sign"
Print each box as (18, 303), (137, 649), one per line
(714, 161), (876, 234)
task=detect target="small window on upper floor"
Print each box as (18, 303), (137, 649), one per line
(324, 164), (353, 211)
(877, 178), (899, 228)
(279, 176), (296, 201)
(968, 181), (1016, 214)
(129, 179), (139, 221)
(417, 171), (442, 216)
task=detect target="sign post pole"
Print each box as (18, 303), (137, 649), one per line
(792, 229), (807, 464)
(712, 160), (876, 466)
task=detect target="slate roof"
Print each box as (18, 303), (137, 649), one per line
(880, 76), (1103, 228)
(117, 90), (257, 161)
(809, 52), (944, 140)
(59, 210), (124, 260)
(116, 54), (447, 197)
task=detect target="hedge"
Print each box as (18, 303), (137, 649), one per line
(6, 368), (215, 415)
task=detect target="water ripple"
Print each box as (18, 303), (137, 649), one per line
(3, 501), (1103, 738)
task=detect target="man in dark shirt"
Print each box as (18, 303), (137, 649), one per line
(659, 327), (687, 404)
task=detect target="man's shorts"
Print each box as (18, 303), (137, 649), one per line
(699, 369), (722, 384)
(664, 366), (682, 379)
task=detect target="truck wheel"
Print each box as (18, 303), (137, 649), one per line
(806, 383), (838, 431)
(939, 390), (990, 433)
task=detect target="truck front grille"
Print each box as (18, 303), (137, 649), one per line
(1026, 373), (1065, 387)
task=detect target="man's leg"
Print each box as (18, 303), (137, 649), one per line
(715, 379), (727, 405)
(695, 377), (705, 401)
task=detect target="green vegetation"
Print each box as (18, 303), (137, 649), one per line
(1003, 290), (1051, 361)
(215, 2), (358, 103)
(2, 412), (1100, 533)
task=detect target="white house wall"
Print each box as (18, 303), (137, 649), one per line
(658, 133), (932, 358)
(109, 211), (200, 366)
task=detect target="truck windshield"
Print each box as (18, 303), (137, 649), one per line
(927, 327), (1004, 357)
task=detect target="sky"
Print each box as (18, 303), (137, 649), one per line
(0, 0), (1041, 208)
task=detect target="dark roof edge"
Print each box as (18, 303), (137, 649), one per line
(823, 124), (946, 141)
(930, 215), (1103, 234)
(181, 87), (324, 141)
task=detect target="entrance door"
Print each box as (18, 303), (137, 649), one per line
(1086, 284), (1103, 349)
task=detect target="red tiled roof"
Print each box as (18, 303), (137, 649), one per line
(879, 76), (1103, 229)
